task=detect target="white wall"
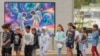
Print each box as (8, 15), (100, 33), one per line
(0, 0), (73, 31)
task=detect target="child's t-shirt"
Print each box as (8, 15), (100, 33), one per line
(2, 32), (11, 48)
(13, 33), (22, 46)
(10, 30), (14, 43)
(66, 30), (75, 44)
(23, 32), (34, 45)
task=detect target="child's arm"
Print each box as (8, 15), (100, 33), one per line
(74, 35), (79, 42)
(82, 34), (88, 43)
(2, 39), (11, 46)
(54, 33), (58, 42)
(62, 32), (67, 41)
(20, 34), (23, 46)
(92, 31), (99, 39)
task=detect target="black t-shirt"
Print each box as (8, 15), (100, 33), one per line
(13, 33), (22, 46)
(10, 30), (14, 43)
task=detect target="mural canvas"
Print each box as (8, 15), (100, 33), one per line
(4, 2), (55, 34)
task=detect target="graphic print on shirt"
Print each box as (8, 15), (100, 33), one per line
(68, 31), (73, 42)
(14, 35), (20, 44)
(25, 35), (30, 41)
(3, 33), (7, 42)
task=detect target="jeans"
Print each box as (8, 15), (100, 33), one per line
(58, 48), (62, 56)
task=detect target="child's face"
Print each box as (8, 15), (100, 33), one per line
(92, 27), (96, 31)
(3, 28), (8, 32)
(9, 25), (12, 30)
(25, 29), (30, 33)
(42, 29), (46, 33)
(16, 29), (20, 33)
(57, 26), (61, 31)
(31, 30), (36, 34)
(68, 25), (71, 30)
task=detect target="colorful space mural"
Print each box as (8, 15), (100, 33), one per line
(4, 2), (55, 33)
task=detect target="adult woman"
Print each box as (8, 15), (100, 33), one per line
(54, 24), (66, 56)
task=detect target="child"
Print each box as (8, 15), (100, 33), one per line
(39, 26), (50, 56)
(23, 26), (34, 56)
(66, 23), (75, 56)
(31, 28), (39, 56)
(7, 23), (14, 55)
(74, 26), (82, 56)
(54, 24), (66, 56)
(79, 27), (88, 56)
(13, 27), (22, 56)
(91, 24), (99, 56)
(2, 24), (11, 56)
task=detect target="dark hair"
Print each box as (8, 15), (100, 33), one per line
(31, 11), (35, 15)
(32, 28), (37, 34)
(25, 26), (31, 29)
(82, 27), (88, 35)
(57, 24), (64, 32)
(68, 22), (73, 27)
(32, 28), (36, 32)
(23, 13), (26, 17)
(2, 24), (9, 29)
(6, 23), (11, 28)
(93, 24), (98, 30)
(72, 25), (76, 29)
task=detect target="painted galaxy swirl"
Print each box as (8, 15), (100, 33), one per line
(4, 2), (55, 33)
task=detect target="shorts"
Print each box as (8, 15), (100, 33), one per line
(66, 42), (74, 49)
(14, 46), (21, 51)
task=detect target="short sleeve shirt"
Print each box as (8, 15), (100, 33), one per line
(13, 33), (22, 46)
(66, 30), (75, 43)
(2, 32), (11, 48)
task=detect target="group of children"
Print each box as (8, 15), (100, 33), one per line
(1, 23), (50, 56)
(1, 22), (100, 56)
(55, 23), (100, 56)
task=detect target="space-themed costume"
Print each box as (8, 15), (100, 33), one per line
(39, 26), (50, 56)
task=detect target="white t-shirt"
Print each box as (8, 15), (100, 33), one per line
(23, 32), (34, 45)
(75, 31), (81, 42)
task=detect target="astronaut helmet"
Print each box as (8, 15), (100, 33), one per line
(42, 26), (48, 33)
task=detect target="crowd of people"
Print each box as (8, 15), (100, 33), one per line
(1, 23), (50, 56)
(55, 23), (100, 56)
(1, 22), (100, 56)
